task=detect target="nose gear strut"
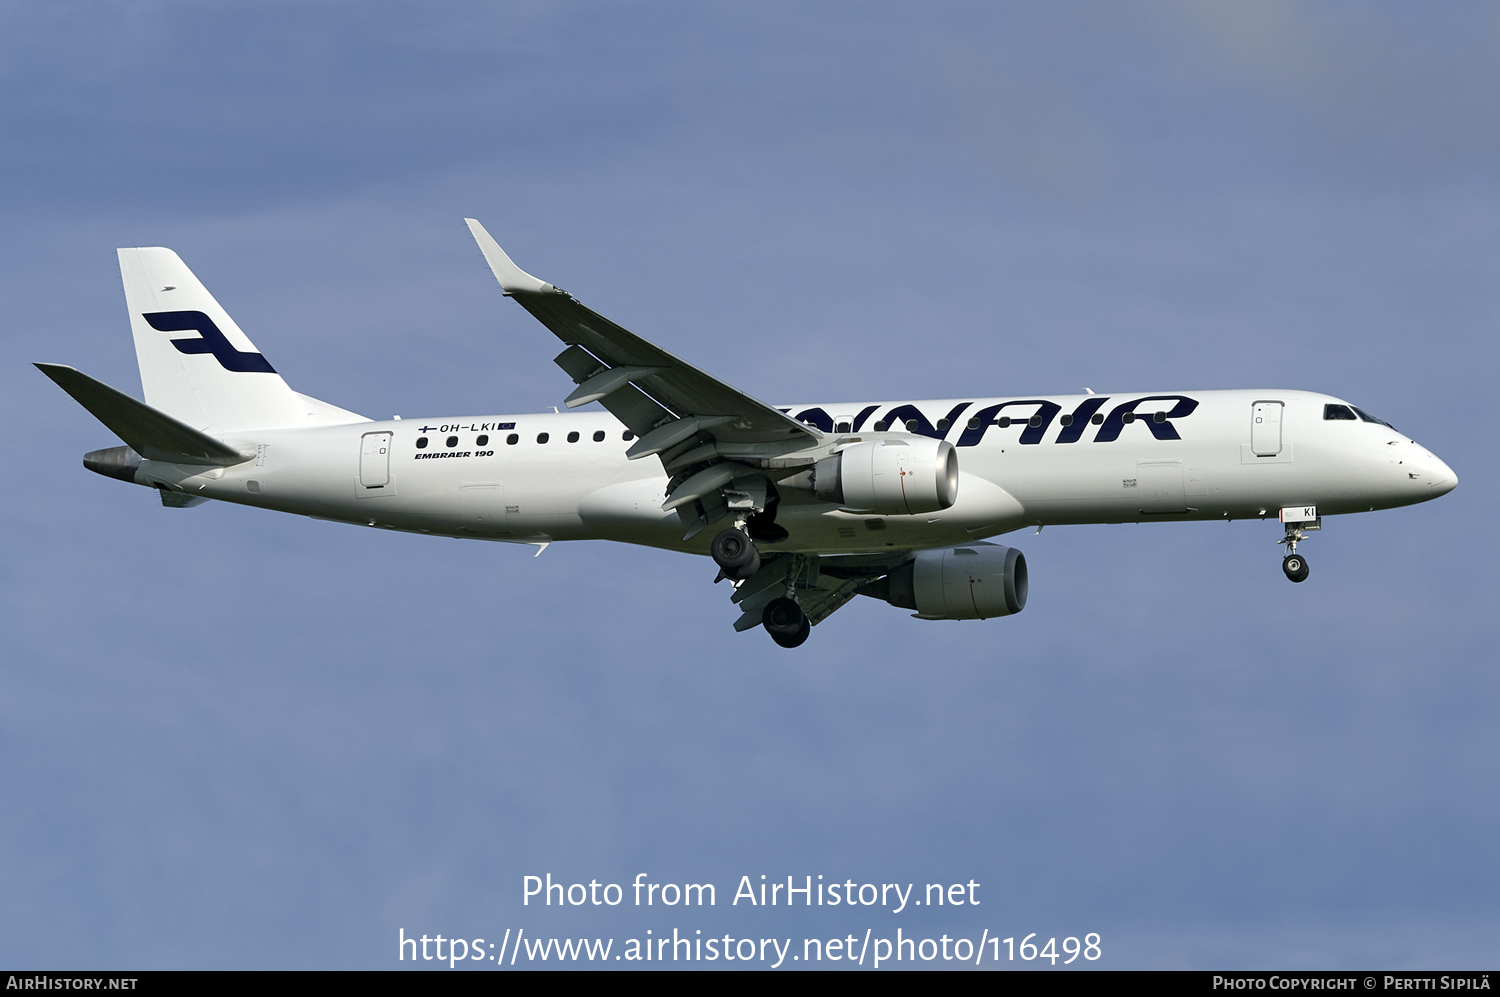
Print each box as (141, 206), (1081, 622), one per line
(1276, 518), (1318, 583)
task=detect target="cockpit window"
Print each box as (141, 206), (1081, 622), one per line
(1323, 404), (1358, 421)
(1352, 407), (1395, 429)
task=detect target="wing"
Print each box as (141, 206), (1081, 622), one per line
(465, 219), (821, 466)
(467, 222), (929, 642)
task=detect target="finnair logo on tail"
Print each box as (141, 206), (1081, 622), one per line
(145, 311), (277, 373)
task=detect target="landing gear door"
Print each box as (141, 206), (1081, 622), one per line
(359, 432), (392, 490)
(1251, 401), (1283, 456)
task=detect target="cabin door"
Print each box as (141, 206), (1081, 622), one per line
(359, 432), (392, 489)
(1251, 401), (1283, 456)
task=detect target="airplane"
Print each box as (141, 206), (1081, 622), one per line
(36, 219), (1459, 648)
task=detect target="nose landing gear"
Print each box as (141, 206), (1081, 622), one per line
(1276, 513), (1319, 583)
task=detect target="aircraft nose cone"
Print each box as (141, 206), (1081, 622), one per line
(1428, 454), (1458, 495)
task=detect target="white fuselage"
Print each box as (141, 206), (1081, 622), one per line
(130, 389), (1458, 556)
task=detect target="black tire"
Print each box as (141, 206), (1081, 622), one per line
(1282, 554), (1309, 583)
(769, 617), (811, 648)
(762, 596), (806, 636)
(711, 528), (760, 579)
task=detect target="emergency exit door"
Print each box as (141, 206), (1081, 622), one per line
(1251, 402), (1283, 456)
(359, 432), (392, 488)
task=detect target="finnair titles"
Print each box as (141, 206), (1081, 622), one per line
(38, 220), (1458, 648)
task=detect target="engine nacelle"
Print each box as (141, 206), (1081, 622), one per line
(867, 544), (1027, 620)
(801, 438), (959, 515)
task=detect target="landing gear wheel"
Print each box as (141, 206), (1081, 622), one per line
(711, 528), (760, 580)
(763, 597), (809, 647)
(774, 617), (810, 650)
(763, 596), (805, 633)
(1282, 553), (1309, 583)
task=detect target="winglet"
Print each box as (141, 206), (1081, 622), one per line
(464, 219), (557, 295)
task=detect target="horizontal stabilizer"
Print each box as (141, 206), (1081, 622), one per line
(35, 364), (251, 467)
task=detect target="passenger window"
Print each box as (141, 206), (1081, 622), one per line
(506, 434), (519, 445)
(476, 435), (488, 446)
(1028, 415), (1042, 427)
(873, 421), (889, 431)
(593, 430), (605, 442)
(415, 437), (429, 449)
(1122, 413), (1135, 424)
(623, 431), (634, 441)
(997, 416), (1011, 428)
(1323, 404), (1358, 421)
(1091, 413), (1104, 425)
(905, 419), (918, 432)
(446, 435), (459, 447)
(936, 418), (950, 431)
(1059, 414), (1073, 427)
(1152, 411), (1165, 423)
(567, 431), (580, 443)
(537, 432), (549, 444)
(835, 422), (851, 433)
(967, 417), (981, 430)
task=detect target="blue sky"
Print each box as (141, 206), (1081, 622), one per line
(1, 1), (1496, 969)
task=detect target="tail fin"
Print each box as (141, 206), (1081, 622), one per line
(118, 248), (366, 433)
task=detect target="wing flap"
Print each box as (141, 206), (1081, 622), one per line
(727, 553), (869, 632)
(563, 365), (664, 409)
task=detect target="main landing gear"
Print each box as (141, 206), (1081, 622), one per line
(762, 597), (810, 648)
(711, 526), (809, 647)
(1277, 520), (1315, 583)
(711, 527), (760, 580)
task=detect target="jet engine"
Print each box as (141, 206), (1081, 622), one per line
(862, 544), (1027, 620)
(793, 438), (959, 515)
